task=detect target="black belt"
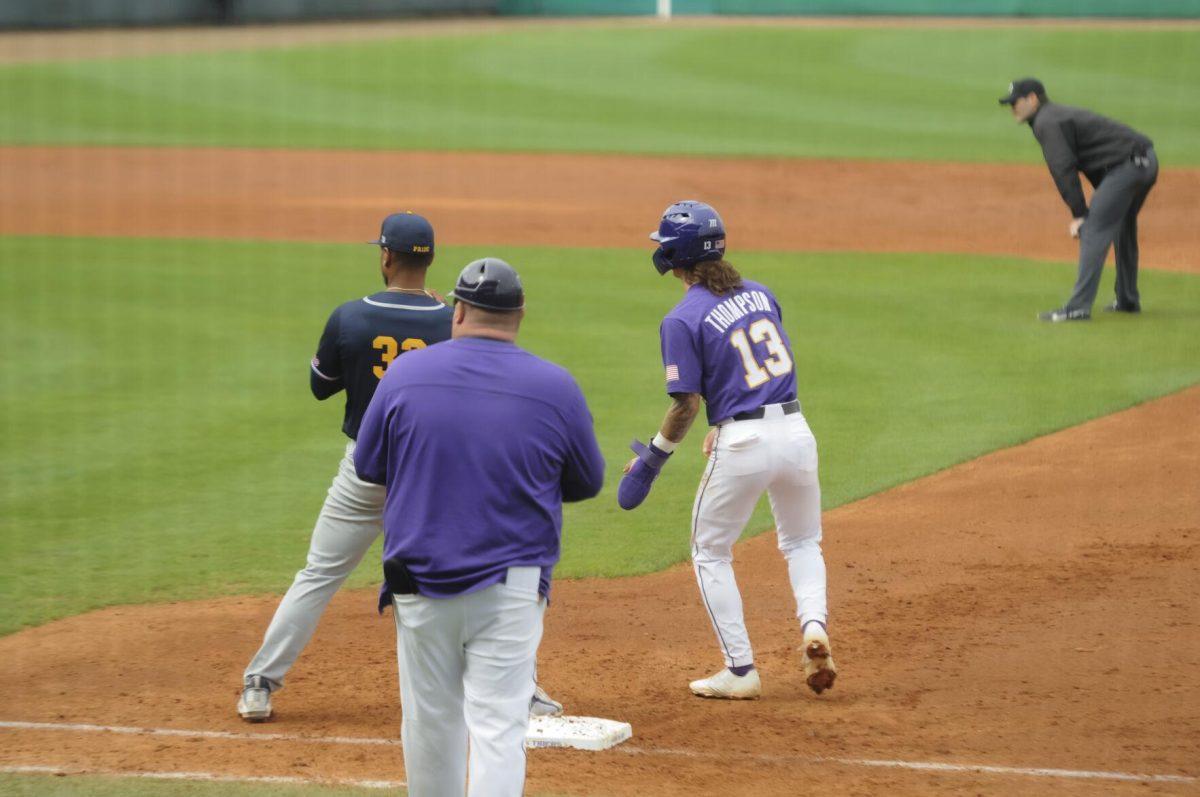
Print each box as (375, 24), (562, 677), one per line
(731, 399), (800, 422)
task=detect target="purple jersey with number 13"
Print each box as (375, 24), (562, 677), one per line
(660, 279), (797, 425)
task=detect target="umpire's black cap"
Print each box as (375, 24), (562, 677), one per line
(450, 258), (525, 311)
(999, 78), (1046, 105)
(368, 211), (434, 255)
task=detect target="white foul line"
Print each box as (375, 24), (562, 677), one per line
(1, 719), (1195, 785)
(843, 757), (1195, 782)
(619, 745), (1198, 784)
(0, 719), (399, 747)
(0, 763), (404, 790)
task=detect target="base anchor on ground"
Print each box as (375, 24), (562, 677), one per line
(525, 716), (632, 751)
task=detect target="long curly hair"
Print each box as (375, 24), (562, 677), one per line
(689, 259), (743, 296)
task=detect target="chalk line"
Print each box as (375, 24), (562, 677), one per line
(0, 763), (404, 789)
(2, 719), (1194, 785)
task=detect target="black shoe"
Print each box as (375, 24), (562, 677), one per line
(1101, 300), (1140, 314)
(1038, 307), (1091, 322)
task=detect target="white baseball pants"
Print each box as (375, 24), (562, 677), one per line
(691, 405), (828, 669)
(393, 568), (545, 797)
(244, 440), (384, 690)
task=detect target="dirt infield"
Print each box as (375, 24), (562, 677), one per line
(3, 145), (1198, 273)
(1, 387), (1197, 794)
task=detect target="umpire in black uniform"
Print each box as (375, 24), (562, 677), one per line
(1000, 78), (1158, 322)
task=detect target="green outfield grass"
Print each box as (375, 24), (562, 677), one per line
(1, 236), (1198, 637)
(0, 772), (562, 797)
(0, 773), (402, 797)
(1, 25), (1198, 162)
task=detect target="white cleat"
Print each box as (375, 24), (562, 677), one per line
(530, 684), (564, 717)
(689, 668), (762, 700)
(237, 676), (273, 722)
(801, 627), (837, 695)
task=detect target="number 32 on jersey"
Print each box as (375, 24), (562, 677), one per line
(372, 336), (426, 379)
(730, 319), (793, 388)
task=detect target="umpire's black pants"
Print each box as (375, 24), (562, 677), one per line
(1065, 148), (1159, 313)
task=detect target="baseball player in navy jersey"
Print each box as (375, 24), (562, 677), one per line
(237, 214), (563, 722)
(355, 258), (605, 797)
(618, 200), (837, 700)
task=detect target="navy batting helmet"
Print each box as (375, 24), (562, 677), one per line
(450, 258), (524, 311)
(649, 200), (726, 275)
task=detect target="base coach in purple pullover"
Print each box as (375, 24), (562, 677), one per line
(355, 258), (605, 797)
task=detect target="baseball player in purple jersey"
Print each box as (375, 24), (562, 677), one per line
(237, 215), (563, 723)
(618, 200), (837, 700)
(355, 258), (604, 797)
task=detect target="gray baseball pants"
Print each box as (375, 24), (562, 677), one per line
(244, 440), (384, 691)
(1065, 149), (1158, 313)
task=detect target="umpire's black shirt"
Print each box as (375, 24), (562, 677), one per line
(1028, 101), (1153, 219)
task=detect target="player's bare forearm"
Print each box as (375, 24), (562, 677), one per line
(659, 393), (701, 443)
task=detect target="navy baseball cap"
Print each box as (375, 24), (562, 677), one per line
(999, 78), (1046, 105)
(368, 211), (434, 255)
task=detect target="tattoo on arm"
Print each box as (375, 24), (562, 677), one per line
(660, 393), (701, 443)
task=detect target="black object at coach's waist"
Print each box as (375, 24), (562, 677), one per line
(729, 399), (801, 422)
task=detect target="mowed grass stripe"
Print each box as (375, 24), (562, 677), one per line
(1, 236), (1198, 635)
(0, 770), (402, 796)
(0, 26), (1198, 162)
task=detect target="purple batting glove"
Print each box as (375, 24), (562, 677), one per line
(617, 438), (673, 510)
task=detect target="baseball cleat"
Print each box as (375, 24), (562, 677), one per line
(689, 667), (761, 700)
(1038, 307), (1091, 322)
(801, 628), (837, 695)
(237, 676), (273, 722)
(1101, 300), (1140, 314)
(530, 684), (564, 717)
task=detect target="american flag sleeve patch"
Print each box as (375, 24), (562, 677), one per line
(665, 364), (680, 383)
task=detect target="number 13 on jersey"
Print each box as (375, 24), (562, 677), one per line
(730, 319), (793, 388)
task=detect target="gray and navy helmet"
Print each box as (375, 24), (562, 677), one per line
(450, 258), (525, 311)
(649, 200), (727, 275)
